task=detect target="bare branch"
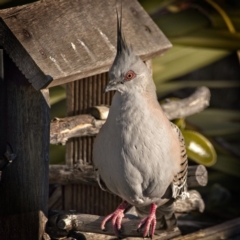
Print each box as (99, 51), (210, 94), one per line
(161, 86), (210, 120)
(50, 87), (210, 145)
(47, 190), (203, 239)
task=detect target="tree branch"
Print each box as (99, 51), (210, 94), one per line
(50, 87), (210, 145)
(161, 86), (210, 120)
(47, 190), (204, 239)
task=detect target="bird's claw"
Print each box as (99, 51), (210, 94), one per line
(101, 209), (125, 238)
(137, 215), (157, 238)
(101, 201), (129, 238)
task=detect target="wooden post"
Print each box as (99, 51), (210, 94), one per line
(0, 49), (7, 172)
(0, 53), (50, 239)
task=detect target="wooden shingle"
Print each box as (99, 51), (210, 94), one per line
(0, 0), (171, 90)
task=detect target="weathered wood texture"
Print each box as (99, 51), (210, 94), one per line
(47, 211), (181, 239)
(187, 164), (208, 187)
(0, 211), (47, 240)
(50, 115), (105, 145)
(0, 0), (171, 88)
(0, 49), (6, 173)
(49, 165), (207, 189)
(47, 190), (204, 239)
(172, 217), (240, 240)
(0, 20), (52, 90)
(174, 190), (204, 214)
(64, 73), (120, 216)
(161, 86), (210, 120)
(50, 86), (210, 145)
(74, 231), (180, 240)
(49, 186), (63, 210)
(0, 54), (50, 239)
(47, 189), (204, 240)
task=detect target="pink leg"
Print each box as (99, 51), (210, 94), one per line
(137, 203), (157, 238)
(101, 200), (129, 237)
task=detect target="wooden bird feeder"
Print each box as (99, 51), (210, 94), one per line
(0, 0), (211, 239)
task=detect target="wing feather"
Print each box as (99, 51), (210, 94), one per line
(170, 123), (189, 199)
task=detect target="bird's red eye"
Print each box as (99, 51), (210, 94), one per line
(124, 70), (136, 81)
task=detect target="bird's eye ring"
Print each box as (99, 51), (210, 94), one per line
(124, 70), (136, 81)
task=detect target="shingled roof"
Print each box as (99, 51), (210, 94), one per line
(0, 0), (171, 90)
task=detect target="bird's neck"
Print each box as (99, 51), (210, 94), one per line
(112, 86), (162, 116)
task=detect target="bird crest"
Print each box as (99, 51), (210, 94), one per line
(115, 3), (131, 58)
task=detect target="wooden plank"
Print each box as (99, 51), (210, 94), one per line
(64, 74), (118, 216)
(0, 54), (50, 239)
(48, 186), (63, 210)
(0, 49), (6, 171)
(0, 211), (47, 240)
(63, 185), (73, 211)
(0, 20), (52, 90)
(0, 0), (171, 88)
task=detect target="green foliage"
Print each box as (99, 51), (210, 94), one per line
(153, 45), (229, 92)
(145, 0), (240, 178)
(187, 109), (240, 136)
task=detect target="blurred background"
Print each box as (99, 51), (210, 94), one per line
(1, 0), (240, 235)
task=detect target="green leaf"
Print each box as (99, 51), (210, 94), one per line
(170, 29), (240, 50)
(182, 129), (217, 166)
(153, 9), (210, 37)
(186, 109), (240, 136)
(211, 14), (240, 31)
(157, 80), (240, 96)
(211, 153), (240, 178)
(153, 45), (229, 84)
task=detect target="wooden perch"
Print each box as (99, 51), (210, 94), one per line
(47, 190), (203, 239)
(187, 164), (208, 187)
(50, 87), (210, 145)
(49, 164), (208, 189)
(50, 115), (105, 145)
(47, 213), (181, 240)
(174, 190), (204, 213)
(161, 86), (210, 120)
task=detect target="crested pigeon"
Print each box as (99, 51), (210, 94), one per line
(93, 7), (188, 238)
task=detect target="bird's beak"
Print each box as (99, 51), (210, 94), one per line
(103, 80), (119, 93)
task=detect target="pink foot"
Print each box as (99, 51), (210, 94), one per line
(101, 201), (129, 237)
(137, 204), (157, 238)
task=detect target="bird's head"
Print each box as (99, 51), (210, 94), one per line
(104, 8), (153, 94)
